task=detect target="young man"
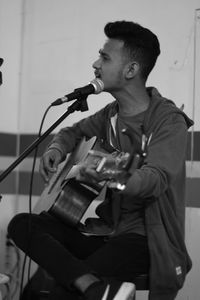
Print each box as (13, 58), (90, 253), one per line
(8, 21), (192, 300)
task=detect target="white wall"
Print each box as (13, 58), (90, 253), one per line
(0, 0), (23, 132)
(1, 0), (199, 134)
(0, 1), (200, 299)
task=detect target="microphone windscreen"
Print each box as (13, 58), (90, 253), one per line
(90, 78), (104, 94)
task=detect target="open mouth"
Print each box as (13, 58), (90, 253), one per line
(94, 72), (101, 79)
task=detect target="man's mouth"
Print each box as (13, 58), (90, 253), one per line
(94, 72), (101, 79)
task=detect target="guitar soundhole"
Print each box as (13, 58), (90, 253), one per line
(50, 178), (99, 227)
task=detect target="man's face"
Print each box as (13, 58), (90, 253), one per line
(0, 58), (3, 85)
(93, 39), (128, 92)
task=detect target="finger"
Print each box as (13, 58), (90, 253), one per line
(43, 154), (57, 173)
(82, 167), (100, 182)
(39, 159), (50, 183)
(50, 158), (59, 172)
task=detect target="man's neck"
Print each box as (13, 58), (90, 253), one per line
(112, 85), (150, 117)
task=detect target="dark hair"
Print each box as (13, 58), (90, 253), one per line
(104, 21), (160, 80)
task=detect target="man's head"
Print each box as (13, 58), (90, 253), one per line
(104, 21), (160, 81)
(0, 58), (4, 85)
(93, 21), (160, 91)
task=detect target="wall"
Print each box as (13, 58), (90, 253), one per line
(0, 0), (200, 299)
(0, 2), (22, 298)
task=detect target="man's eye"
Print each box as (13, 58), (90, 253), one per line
(102, 56), (108, 61)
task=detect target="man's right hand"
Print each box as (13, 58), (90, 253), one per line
(39, 148), (63, 183)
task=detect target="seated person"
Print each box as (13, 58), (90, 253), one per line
(7, 21), (192, 300)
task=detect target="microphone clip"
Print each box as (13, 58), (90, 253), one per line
(76, 94), (89, 112)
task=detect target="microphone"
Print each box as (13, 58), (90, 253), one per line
(51, 78), (104, 106)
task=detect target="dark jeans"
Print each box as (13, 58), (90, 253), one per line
(8, 212), (149, 298)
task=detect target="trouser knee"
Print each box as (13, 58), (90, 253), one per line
(7, 213), (30, 244)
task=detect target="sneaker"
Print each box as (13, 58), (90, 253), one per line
(84, 279), (135, 300)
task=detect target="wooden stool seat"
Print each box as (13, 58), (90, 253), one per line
(132, 273), (149, 299)
(38, 274), (149, 299)
(134, 273), (149, 290)
(28, 267), (149, 299)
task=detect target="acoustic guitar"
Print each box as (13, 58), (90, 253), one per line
(33, 137), (130, 227)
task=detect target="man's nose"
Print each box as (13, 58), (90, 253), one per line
(92, 58), (101, 69)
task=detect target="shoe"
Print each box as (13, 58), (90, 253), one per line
(84, 279), (135, 300)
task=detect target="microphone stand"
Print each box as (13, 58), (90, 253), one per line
(0, 96), (89, 183)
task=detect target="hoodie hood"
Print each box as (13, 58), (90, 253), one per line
(144, 87), (194, 132)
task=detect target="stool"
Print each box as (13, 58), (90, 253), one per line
(38, 273), (149, 299)
(133, 273), (149, 299)
(0, 273), (9, 300)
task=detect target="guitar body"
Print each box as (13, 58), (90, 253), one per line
(33, 137), (99, 225)
(49, 178), (99, 226)
(33, 135), (132, 227)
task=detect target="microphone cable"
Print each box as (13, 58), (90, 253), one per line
(19, 104), (52, 300)
(18, 81), (101, 299)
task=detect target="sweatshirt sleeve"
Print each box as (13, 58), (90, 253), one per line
(122, 113), (188, 199)
(47, 104), (111, 158)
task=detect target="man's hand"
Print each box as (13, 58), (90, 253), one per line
(39, 148), (63, 183)
(77, 163), (106, 184)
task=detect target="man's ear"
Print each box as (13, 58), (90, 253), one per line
(125, 61), (140, 79)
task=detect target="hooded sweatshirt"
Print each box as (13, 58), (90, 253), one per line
(48, 87), (193, 299)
